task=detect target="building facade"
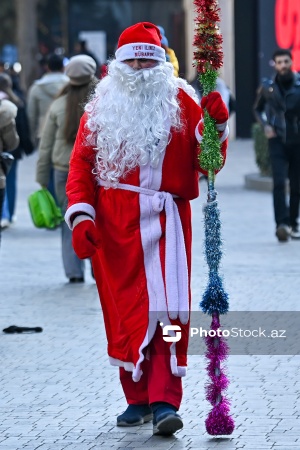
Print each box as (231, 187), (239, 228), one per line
(1, 0), (294, 137)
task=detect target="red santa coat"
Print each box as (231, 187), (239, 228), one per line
(65, 88), (228, 381)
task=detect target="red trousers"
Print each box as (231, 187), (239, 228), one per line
(119, 324), (183, 410)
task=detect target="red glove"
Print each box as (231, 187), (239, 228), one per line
(201, 91), (229, 124)
(72, 218), (101, 259)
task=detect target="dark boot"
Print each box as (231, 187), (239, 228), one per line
(117, 404), (153, 427)
(151, 402), (183, 436)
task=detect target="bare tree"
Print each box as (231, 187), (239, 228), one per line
(15, 0), (39, 92)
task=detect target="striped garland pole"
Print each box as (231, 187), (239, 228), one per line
(193, 0), (235, 435)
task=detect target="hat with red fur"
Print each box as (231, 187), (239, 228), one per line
(115, 22), (166, 63)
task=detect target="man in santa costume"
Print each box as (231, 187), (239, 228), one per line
(65, 22), (229, 436)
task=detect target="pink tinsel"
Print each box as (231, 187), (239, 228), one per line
(205, 399), (235, 435)
(204, 312), (234, 435)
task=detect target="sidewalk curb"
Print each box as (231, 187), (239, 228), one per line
(245, 173), (273, 192)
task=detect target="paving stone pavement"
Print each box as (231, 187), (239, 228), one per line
(0, 139), (299, 450)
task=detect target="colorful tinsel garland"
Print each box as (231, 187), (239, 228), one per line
(193, 0), (235, 436)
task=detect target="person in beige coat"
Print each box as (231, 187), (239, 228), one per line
(27, 54), (69, 146)
(28, 54), (69, 202)
(36, 55), (97, 282)
(0, 98), (19, 243)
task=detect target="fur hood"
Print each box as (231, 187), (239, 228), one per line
(0, 99), (18, 128)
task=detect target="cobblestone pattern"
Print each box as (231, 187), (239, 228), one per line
(0, 140), (299, 449)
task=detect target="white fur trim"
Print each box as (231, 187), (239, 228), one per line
(195, 120), (229, 144)
(176, 78), (200, 104)
(99, 182), (189, 323)
(216, 121), (228, 132)
(105, 136), (188, 381)
(220, 124), (229, 143)
(65, 203), (96, 229)
(115, 42), (166, 63)
(108, 324), (187, 380)
(170, 354), (187, 377)
(72, 215), (94, 228)
(109, 357), (136, 373)
(195, 119), (204, 143)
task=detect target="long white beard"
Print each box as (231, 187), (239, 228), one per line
(85, 59), (183, 186)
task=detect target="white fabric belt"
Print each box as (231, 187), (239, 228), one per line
(99, 180), (189, 324)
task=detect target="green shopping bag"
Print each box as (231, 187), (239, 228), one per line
(28, 188), (64, 229)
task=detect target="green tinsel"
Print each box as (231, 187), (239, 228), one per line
(199, 111), (223, 173)
(200, 68), (218, 95)
(198, 69), (223, 176)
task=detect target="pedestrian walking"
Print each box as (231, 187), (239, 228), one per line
(27, 53), (69, 200)
(254, 48), (300, 242)
(36, 55), (97, 283)
(0, 97), (19, 244)
(73, 40), (99, 75)
(27, 54), (69, 147)
(65, 22), (229, 435)
(0, 72), (34, 228)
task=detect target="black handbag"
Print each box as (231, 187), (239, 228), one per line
(0, 152), (14, 176)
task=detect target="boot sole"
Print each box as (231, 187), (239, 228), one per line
(153, 415), (183, 436)
(117, 413), (153, 427)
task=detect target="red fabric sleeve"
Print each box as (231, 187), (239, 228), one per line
(66, 113), (98, 211)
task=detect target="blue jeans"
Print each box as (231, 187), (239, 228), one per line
(0, 187), (5, 246)
(2, 159), (17, 221)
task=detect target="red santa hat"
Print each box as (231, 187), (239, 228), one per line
(115, 22), (166, 63)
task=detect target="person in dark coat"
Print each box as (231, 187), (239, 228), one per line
(0, 72), (34, 227)
(254, 48), (300, 242)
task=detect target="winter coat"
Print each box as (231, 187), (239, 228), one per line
(254, 72), (300, 145)
(8, 88), (34, 160)
(0, 99), (19, 188)
(11, 103), (34, 159)
(36, 94), (73, 187)
(65, 88), (228, 382)
(27, 72), (69, 144)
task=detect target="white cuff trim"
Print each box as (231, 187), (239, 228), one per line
(220, 124), (229, 143)
(216, 121), (228, 132)
(65, 203), (96, 229)
(72, 215), (94, 229)
(195, 119), (204, 143)
(195, 121), (229, 144)
(109, 356), (143, 382)
(115, 42), (166, 63)
(170, 355), (187, 377)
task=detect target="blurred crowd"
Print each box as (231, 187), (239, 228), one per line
(0, 28), (235, 281)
